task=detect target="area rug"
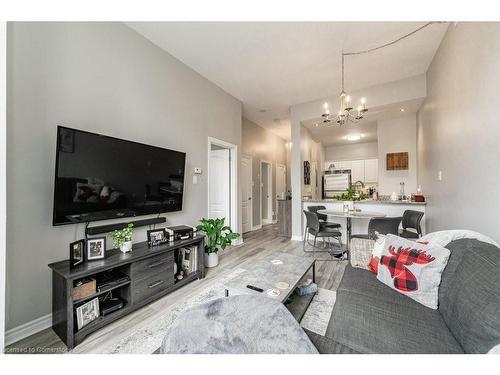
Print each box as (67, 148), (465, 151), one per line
(92, 268), (336, 354)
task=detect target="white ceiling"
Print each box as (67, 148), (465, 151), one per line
(301, 98), (425, 146)
(127, 22), (448, 140)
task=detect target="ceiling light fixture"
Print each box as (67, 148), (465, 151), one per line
(346, 134), (361, 141)
(321, 22), (444, 127)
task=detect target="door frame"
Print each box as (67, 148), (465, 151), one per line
(207, 137), (239, 237)
(275, 162), (286, 215)
(241, 154), (253, 233)
(0, 21), (6, 353)
(260, 160), (273, 225)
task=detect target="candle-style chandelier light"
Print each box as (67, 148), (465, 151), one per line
(321, 52), (367, 126)
(321, 21), (445, 127)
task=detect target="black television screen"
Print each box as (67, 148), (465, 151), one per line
(53, 126), (186, 225)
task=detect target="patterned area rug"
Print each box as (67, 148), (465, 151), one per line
(91, 268), (336, 354)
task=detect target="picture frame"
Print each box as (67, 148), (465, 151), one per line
(76, 297), (100, 330)
(69, 239), (85, 269)
(147, 228), (168, 247)
(86, 237), (106, 261)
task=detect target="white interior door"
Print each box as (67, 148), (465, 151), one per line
(209, 149), (230, 223)
(276, 163), (286, 215)
(241, 156), (252, 233)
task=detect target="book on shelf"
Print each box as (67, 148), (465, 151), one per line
(180, 246), (197, 275)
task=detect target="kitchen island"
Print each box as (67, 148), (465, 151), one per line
(302, 199), (426, 240)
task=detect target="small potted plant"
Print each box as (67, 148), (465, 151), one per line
(112, 223), (134, 253)
(196, 217), (240, 268)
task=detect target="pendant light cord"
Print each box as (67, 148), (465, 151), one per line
(340, 21), (446, 91)
(343, 21), (447, 57)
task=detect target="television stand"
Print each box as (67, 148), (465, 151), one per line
(48, 235), (205, 349)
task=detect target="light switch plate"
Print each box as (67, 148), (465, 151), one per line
(438, 171), (442, 181)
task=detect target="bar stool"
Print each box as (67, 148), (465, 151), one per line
(399, 210), (424, 239)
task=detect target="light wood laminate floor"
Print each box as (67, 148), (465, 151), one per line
(6, 224), (347, 354)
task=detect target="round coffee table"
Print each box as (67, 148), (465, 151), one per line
(317, 209), (386, 255)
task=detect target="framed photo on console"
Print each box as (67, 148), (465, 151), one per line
(69, 239), (85, 269)
(147, 228), (168, 246)
(86, 237), (106, 261)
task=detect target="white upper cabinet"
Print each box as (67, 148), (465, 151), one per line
(339, 160), (352, 170)
(364, 159), (379, 182)
(351, 160), (365, 182)
(325, 158), (379, 183)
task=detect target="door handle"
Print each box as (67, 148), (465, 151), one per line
(248, 197), (251, 200)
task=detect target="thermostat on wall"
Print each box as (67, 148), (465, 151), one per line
(194, 167), (202, 174)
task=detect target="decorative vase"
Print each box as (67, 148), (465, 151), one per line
(120, 240), (133, 253)
(204, 252), (219, 268)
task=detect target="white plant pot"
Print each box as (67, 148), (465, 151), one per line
(204, 252), (219, 268)
(120, 240), (133, 253)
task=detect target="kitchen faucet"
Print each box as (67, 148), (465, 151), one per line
(352, 180), (365, 191)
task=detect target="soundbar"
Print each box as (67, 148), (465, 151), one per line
(86, 217), (167, 236)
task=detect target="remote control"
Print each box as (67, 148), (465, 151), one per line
(246, 284), (264, 293)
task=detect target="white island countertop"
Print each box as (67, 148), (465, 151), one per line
(302, 198), (426, 206)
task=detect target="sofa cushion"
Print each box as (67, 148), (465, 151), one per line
(439, 239), (500, 353)
(339, 265), (433, 311)
(328, 289), (463, 353)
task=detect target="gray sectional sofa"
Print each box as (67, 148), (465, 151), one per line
(305, 238), (500, 354)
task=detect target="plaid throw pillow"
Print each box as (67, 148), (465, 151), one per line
(376, 234), (451, 309)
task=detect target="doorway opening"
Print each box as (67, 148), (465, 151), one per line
(207, 137), (238, 234)
(241, 155), (253, 233)
(260, 160), (273, 225)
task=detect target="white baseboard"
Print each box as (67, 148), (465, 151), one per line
(262, 219), (273, 225)
(232, 238), (244, 246)
(291, 235), (303, 241)
(5, 313), (52, 346)
(252, 224), (262, 231)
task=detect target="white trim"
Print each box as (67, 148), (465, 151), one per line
(262, 218), (273, 225)
(252, 224), (262, 231)
(259, 160), (273, 225)
(241, 154), (253, 234)
(232, 238), (244, 246)
(207, 137), (239, 235)
(291, 235), (303, 241)
(5, 313), (52, 347)
(0, 21), (6, 353)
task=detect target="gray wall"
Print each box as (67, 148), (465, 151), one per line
(300, 125), (324, 199)
(325, 142), (378, 161)
(6, 22), (242, 330)
(378, 114), (417, 195)
(241, 118), (288, 227)
(417, 22), (500, 242)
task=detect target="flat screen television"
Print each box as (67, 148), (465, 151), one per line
(53, 126), (186, 225)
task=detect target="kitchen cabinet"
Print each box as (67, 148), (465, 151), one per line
(351, 160), (365, 182)
(364, 159), (379, 182)
(324, 158), (379, 183)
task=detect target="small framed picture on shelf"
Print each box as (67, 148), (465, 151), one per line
(76, 297), (100, 330)
(86, 237), (106, 261)
(147, 229), (168, 247)
(69, 239), (85, 269)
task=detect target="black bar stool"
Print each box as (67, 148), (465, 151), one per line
(351, 216), (402, 240)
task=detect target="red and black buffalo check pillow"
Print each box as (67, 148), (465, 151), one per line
(376, 234), (451, 309)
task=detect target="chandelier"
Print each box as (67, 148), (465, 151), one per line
(321, 21), (445, 127)
(321, 52), (367, 126)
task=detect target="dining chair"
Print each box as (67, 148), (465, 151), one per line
(303, 210), (344, 260)
(350, 216), (402, 240)
(399, 210), (425, 239)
